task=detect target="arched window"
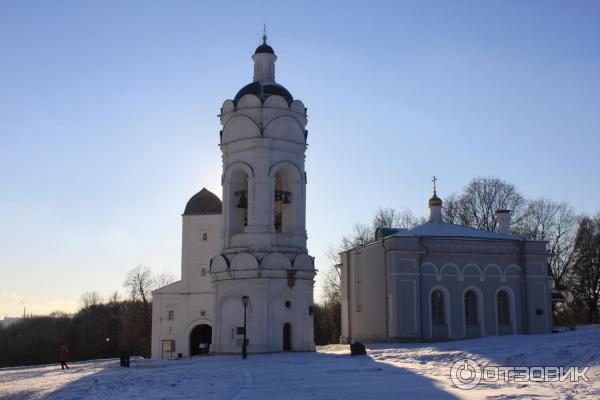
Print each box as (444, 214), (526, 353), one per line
(431, 290), (445, 325)
(497, 290), (510, 325)
(273, 168), (298, 234)
(464, 290), (478, 325)
(229, 169), (249, 235)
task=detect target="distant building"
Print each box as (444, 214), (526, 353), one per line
(151, 35), (315, 357)
(340, 189), (553, 342)
(1, 317), (21, 328)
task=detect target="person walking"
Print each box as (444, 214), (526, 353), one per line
(59, 345), (69, 370)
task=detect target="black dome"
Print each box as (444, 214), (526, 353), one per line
(255, 43), (274, 55)
(255, 34), (275, 55)
(183, 188), (222, 215)
(234, 81), (293, 104)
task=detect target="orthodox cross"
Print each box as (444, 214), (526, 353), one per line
(262, 23), (267, 44)
(432, 176), (438, 194)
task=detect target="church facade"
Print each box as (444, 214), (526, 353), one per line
(151, 36), (315, 358)
(340, 191), (554, 342)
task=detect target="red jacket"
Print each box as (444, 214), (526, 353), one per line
(60, 346), (69, 361)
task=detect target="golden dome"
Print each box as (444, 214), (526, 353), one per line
(428, 193), (443, 207)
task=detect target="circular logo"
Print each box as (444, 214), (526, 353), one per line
(450, 358), (482, 390)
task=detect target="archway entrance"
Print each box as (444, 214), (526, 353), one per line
(190, 324), (212, 356)
(283, 323), (292, 351)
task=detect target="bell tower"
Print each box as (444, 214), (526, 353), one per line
(210, 35), (316, 353)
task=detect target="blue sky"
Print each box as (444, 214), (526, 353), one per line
(1, 1), (599, 316)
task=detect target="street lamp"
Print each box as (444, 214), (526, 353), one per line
(241, 295), (249, 359)
(105, 337), (111, 358)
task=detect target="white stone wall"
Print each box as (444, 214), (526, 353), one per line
(220, 96), (308, 253)
(212, 90), (315, 352)
(182, 214), (222, 291)
(151, 213), (222, 358)
(212, 277), (314, 353)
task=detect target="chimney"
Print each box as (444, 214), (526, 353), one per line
(495, 209), (511, 235)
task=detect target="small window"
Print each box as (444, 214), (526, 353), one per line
(497, 291), (511, 325)
(536, 309), (543, 316)
(168, 310), (175, 321)
(464, 290), (478, 325)
(431, 290), (445, 325)
(201, 267), (206, 276)
(201, 310), (205, 316)
(202, 232), (208, 241)
(284, 300), (292, 309)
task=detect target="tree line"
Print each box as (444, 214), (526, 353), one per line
(314, 176), (600, 344)
(0, 266), (172, 368)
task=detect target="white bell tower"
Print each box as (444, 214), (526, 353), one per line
(210, 35), (316, 353)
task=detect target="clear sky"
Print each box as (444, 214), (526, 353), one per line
(1, 1), (599, 317)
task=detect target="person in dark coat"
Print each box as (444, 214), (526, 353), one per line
(59, 345), (69, 370)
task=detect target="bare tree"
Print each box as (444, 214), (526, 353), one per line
(443, 176), (526, 231)
(323, 265), (342, 305)
(108, 291), (121, 304)
(372, 207), (422, 231)
(153, 271), (175, 290)
(124, 265), (154, 304)
(341, 223), (374, 249)
(80, 291), (102, 309)
(442, 193), (460, 224)
(515, 199), (579, 291)
(571, 215), (600, 324)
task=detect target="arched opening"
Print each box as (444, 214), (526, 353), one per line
(283, 322), (292, 351)
(190, 324), (212, 356)
(464, 290), (481, 338)
(496, 290), (512, 335)
(229, 169), (249, 235)
(273, 168), (298, 234)
(431, 289), (448, 339)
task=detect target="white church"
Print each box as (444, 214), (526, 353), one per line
(151, 35), (316, 357)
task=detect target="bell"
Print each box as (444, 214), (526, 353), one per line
(283, 192), (290, 204)
(237, 192), (248, 209)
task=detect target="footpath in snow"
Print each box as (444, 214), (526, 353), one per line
(0, 326), (598, 399)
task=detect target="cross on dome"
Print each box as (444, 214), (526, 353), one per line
(254, 24), (274, 55)
(429, 176), (443, 208)
(263, 23), (267, 44)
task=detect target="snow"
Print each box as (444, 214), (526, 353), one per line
(1, 327), (598, 400)
(392, 221), (520, 241)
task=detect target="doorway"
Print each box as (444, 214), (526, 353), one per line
(190, 324), (212, 356)
(283, 322), (292, 351)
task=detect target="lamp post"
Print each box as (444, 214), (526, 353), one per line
(105, 337), (110, 358)
(242, 295), (249, 359)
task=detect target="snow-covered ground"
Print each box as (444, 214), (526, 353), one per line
(1, 327), (598, 400)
